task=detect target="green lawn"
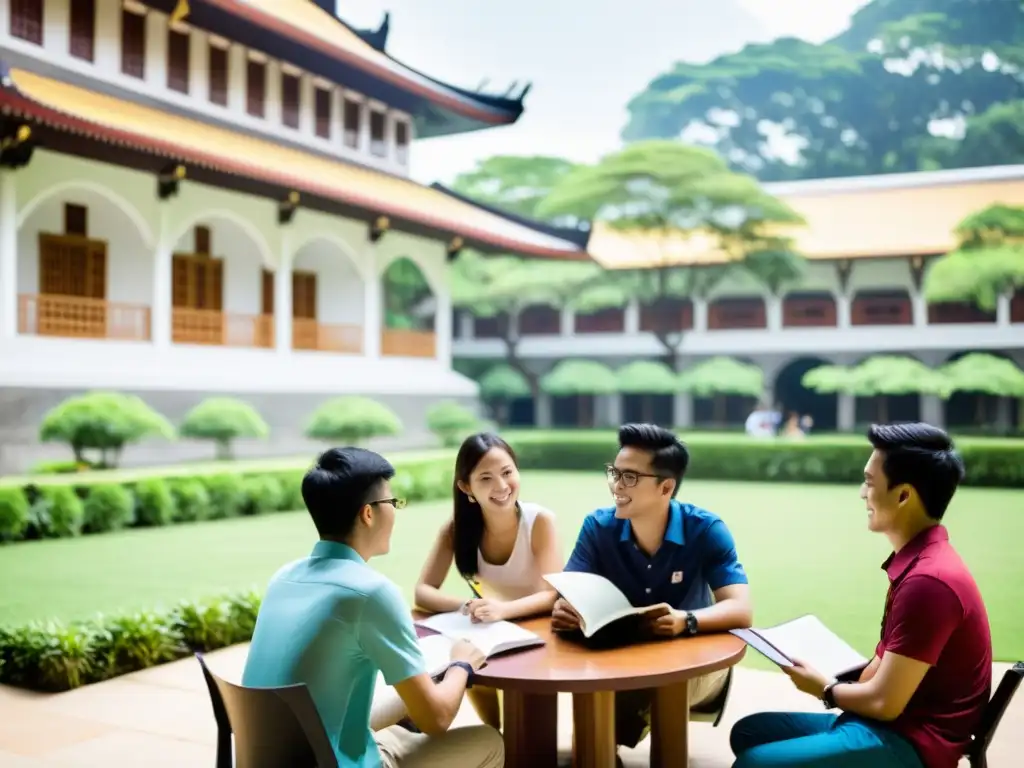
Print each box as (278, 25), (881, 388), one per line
(1, 471), (1021, 667)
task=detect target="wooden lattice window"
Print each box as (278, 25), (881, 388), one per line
(172, 254), (223, 310)
(10, 0), (44, 45)
(343, 98), (360, 148)
(314, 87), (332, 139)
(121, 9), (146, 79)
(39, 236), (107, 299)
(167, 28), (190, 94)
(292, 272), (317, 319)
(246, 59), (266, 117)
(281, 72), (300, 129)
(195, 225), (211, 254)
(64, 203), (87, 237)
(208, 44), (228, 106)
(395, 120), (409, 164)
(369, 110), (386, 157)
(261, 269), (274, 315)
(69, 0), (95, 61)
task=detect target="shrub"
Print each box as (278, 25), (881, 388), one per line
(134, 479), (176, 527)
(0, 487), (30, 541)
(169, 479), (212, 523)
(426, 401), (481, 447)
(241, 475), (284, 515)
(202, 474), (247, 519)
(179, 397), (270, 460)
(38, 391), (176, 469)
(305, 396), (402, 444)
(82, 484), (134, 533)
(30, 486), (85, 538)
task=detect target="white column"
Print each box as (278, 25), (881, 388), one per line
(227, 45), (246, 113)
(362, 246), (381, 357)
(766, 295), (783, 332)
(535, 394), (552, 428)
(435, 289), (452, 368)
(145, 12), (168, 90)
(191, 29), (211, 102)
(274, 240), (292, 353)
(835, 293), (851, 328)
(911, 290), (928, 327)
(458, 311), (474, 340)
(0, 170), (17, 339)
(299, 75), (315, 135)
(624, 300), (640, 335)
(921, 395), (944, 429)
(997, 291), (1011, 326)
(601, 394), (623, 427)
(95, 0), (122, 71)
(673, 392), (693, 428)
(44, 0), (70, 59)
(152, 205), (173, 346)
(693, 298), (708, 332)
(266, 60), (283, 125)
(559, 306), (574, 335)
(838, 393), (855, 432)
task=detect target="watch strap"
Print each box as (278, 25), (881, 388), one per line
(684, 611), (699, 637)
(822, 681), (843, 709)
(447, 661), (475, 689)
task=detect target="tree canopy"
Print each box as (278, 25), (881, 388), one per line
(478, 364), (532, 400)
(540, 360), (618, 396)
(615, 360), (679, 394)
(678, 357), (764, 398)
(939, 353), (1024, 397)
(449, 155), (580, 221)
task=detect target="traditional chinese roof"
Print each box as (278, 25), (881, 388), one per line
(585, 164), (1024, 269)
(0, 66), (585, 260)
(137, 0), (525, 138)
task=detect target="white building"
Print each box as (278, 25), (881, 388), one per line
(452, 165), (1024, 433)
(0, 0), (587, 472)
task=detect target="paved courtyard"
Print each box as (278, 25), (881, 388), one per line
(0, 647), (1019, 766)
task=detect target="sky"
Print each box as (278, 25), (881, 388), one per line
(338, 0), (872, 185)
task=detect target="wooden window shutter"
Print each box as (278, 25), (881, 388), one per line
(64, 203), (87, 236)
(292, 273), (317, 319)
(262, 269), (274, 315)
(10, 0), (44, 45)
(208, 44), (228, 106)
(69, 0), (95, 61)
(343, 99), (360, 148)
(195, 225), (210, 254)
(167, 29), (191, 93)
(120, 9), (146, 79)
(246, 60), (266, 117)
(281, 72), (300, 128)
(314, 87), (331, 138)
(207, 260), (223, 311)
(172, 255), (190, 307)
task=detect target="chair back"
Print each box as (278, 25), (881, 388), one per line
(968, 661), (1024, 768)
(195, 653), (339, 768)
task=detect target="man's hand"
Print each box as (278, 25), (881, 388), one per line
(466, 599), (507, 624)
(449, 639), (486, 671)
(647, 606), (683, 637)
(551, 597), (582, 632)
(783, 657), (830, 699)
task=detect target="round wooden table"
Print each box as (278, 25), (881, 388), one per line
(472, 617), (746, 768)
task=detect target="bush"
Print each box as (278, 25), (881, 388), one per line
(426, 401), (481, 447)
(82, 484), (134, 533)
(30, 486), (85, 538)
(305, 396), (403, 444)
(134, 479), (177, 527)
(0, 487), (30, 541)
(0, 590), (262, 692)
(202, 474), (247, 519)
(169, 479), (212, 523)
(507, 430), (1024, 488)
(179, 397), (270, 460)
(241, 475), (284, 515)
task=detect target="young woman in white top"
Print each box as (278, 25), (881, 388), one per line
(414, 431), (563, 729)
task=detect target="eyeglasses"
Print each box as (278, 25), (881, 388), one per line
(605, 465), (665, 488)
(369, 497), (407, 510)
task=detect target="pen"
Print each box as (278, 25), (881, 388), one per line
(465, 576), (483, 599)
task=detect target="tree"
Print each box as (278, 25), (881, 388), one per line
(677, 357), (764, 424)
(39, 392), (175, 468)
(305, 397), (402, 444)
(621, 0), (1024, 181)
(178, 397), (270, 460)
(802, 355), (947, 422)
(924, 203), (1024, 312)
(540, 359), (618, 427)
(478, 364), (532, 425)
(939, 353), (1024, 427)
(426, 401), (481, 448)
(615, 360), (678, 424)
(449, 155), (579, 221)
(537, 141), (804, 366)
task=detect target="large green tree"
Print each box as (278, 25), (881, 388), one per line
(623, 0), (1024, 180)
(449, 155), (579, 221)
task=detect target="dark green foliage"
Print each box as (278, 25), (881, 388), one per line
(202, 474), (247, 519)
(0, 487), (30, 541)
(82, 484), (134, 533)
(169, 479), (212, 523)
(134, 479), (177, 527)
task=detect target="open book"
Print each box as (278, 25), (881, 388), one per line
(543, 571), (670, 639)
(731, 615), (869, 681)
(414, 610), (546, 659)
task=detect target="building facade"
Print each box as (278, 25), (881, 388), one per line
(0, 0), (586, 472)
(453, 165), (1024, 433)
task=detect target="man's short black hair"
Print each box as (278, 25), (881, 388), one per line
(301, 447), (395, 540)
(867, 422), (966, 521)
(617, 423), (690, 498)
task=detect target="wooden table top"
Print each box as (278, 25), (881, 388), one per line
(468, 616), (747, 695)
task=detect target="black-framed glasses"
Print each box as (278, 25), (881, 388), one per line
(605, 464), (664, 488)
(369, 497), (407, 510)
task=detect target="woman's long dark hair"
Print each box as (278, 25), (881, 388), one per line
(452, 432), (518, 578)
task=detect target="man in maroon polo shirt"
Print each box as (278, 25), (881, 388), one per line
(730, 422), (992, 768)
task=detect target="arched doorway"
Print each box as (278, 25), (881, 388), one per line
(381, 256), (435, 358)
(290, 236), (364, 353)
(774, 357), (838, 432)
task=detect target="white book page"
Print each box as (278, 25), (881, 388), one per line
(415, 611), (542, 657)
(543, 571), (644, 636)
(371, 634), (453, 730)
(758, 615), (868, 679)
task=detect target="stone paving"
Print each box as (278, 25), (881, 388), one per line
(0, 646), (1019, 767)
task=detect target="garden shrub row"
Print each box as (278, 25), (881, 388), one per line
(0, 456), (455, 543)
(507, 430), (1024, 488)
(0, 590), (263, 692)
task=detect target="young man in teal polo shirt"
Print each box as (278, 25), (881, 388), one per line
(551, 423), (754, 753)
(243, 447), (503, 768)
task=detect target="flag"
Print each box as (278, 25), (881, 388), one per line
(170, 0), (190, 24)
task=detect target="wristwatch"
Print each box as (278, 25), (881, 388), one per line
(447, 661), (475, 689)
(682, 611), (699, 637)
(822, 681), (844, 709)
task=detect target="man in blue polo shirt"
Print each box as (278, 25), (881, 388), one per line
(551, 423), (753, 751)
(243, 447), (503, 768)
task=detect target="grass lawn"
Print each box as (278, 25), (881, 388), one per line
(1, 471), (1021, 668)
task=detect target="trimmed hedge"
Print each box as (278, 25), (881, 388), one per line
(506, 430), (1024, 488)
(0, 456), (455, 543)
(0, 590), (262, 692)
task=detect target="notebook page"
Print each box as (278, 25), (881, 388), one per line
(415, 611), (540, 657)
(759, 615), (868, 679)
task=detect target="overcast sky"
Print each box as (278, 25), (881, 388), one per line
(338, 0), (871, 184)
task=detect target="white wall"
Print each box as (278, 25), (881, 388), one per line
(292, 238), (365, 325)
